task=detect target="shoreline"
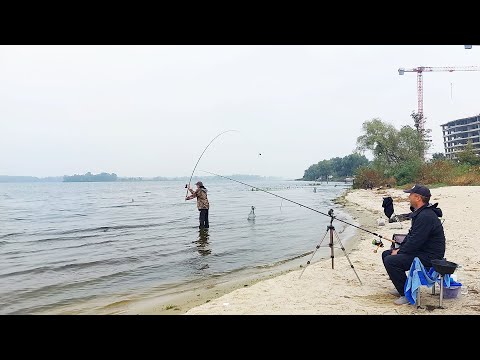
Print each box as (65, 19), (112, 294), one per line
(32, 187), (356, 315)
(184, 186), (480, 314)
(119, 190), (358, 315)
(182, 188), (375, 315)
(41, 186), (480, 315)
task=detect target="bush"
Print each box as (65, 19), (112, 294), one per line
(392, 160), (423, 185)
(448, 166), (480, 185)
(418, 160), (456, 184)
(352, 160), (480, 188)
(353, 167), (386, 189)
(385, 176), (397, 187)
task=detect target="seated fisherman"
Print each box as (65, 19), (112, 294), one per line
(382, 184), (446, 305)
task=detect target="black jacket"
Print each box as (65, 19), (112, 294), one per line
(397, 203), (445, 262)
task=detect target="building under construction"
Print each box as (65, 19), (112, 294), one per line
(441, 114), (480, 159)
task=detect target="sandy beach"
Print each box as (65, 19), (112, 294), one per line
(185, 186), (480, 314)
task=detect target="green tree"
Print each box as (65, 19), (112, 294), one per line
(303, 160), (333, 181)
(302, 153), (369, 180)
(456, 141), (480, 166)
(356, 118), (427, 168)
(339, 153), (370, 176)
(315, 160), (333, 181)
(431, 152), (446, 161)
(303, 164), (319, 181)
(410, 111), (423, 132)
(392, 158), (423, 185)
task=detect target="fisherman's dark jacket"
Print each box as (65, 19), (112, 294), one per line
(397, 203), (446, 261)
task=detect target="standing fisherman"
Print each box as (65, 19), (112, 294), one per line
(186, 181), (210, 229)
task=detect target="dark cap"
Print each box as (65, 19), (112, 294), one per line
(195, 181), (203, 187)
(403, 184), (431, 197)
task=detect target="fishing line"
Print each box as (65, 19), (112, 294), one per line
(185, 130), (238, 200)
(201, 170), (395, 244)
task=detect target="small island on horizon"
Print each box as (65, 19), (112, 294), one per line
(0, 173), (285, 183)
(63, 172), (118, 182)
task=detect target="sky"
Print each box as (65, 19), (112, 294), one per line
(1, 45), (479, 179)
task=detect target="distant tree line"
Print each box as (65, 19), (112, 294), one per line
(1, 173), (279, 183)
(63, 172), (118, 182)
(118, 177), (144, 182)
(302, 153), (370, 181)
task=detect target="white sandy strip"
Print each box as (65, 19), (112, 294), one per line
(186, 186), (480, 314)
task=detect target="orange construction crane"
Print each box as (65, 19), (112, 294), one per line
(398, 66), (480, 132)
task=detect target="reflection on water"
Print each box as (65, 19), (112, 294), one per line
(195, 229), (211, 256)
(186, 229), (211, 272)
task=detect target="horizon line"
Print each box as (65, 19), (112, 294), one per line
(0, 173), (293, 179)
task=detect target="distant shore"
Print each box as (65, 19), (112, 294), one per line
(0, 174), (284, 183)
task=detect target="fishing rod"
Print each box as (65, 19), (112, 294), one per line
(185, 130), (238, 200)
(201, 170), (396, 245)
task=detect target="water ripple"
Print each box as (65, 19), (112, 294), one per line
(0, 180), (354, 314)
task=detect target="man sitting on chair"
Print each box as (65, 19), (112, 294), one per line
(382, 184), (446, 305)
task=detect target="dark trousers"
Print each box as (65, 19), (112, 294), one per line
(199, 209), (209, 229)
(382, 250), (432, 296)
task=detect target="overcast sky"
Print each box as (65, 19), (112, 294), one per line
(1, 45), (479, 179)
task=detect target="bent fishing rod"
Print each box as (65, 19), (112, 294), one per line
(184, 130), (238, 200)
(201, 170), (396, 245)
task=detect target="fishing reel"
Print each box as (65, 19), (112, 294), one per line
(372, 239), (384, 253)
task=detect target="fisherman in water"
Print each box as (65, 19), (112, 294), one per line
(186, 181), (210, 229)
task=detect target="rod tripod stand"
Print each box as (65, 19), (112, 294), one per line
(299, 209), (362, 285)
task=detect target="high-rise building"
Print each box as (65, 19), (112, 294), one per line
(441, 114), (480, 159)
